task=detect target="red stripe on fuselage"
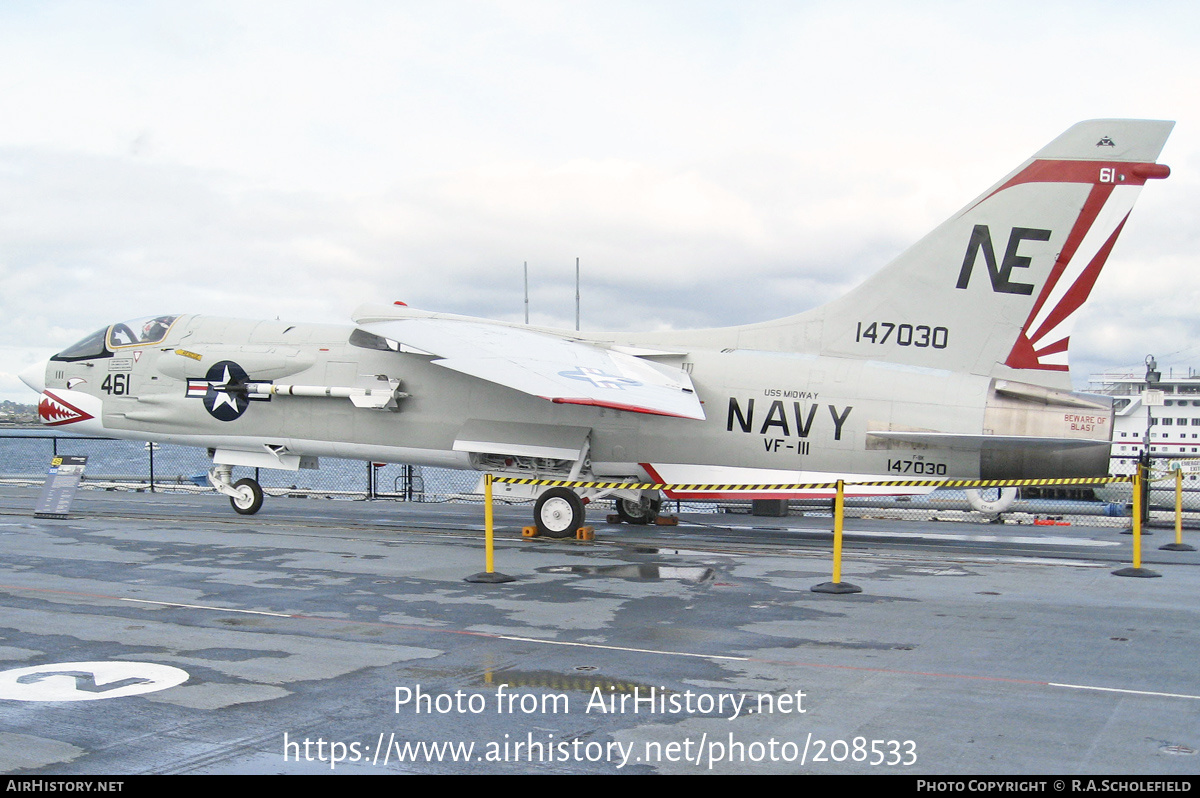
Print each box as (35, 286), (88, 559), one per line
(548, 396), (694, 419)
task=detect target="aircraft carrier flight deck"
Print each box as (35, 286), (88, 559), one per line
(0, 485), (1197, 775)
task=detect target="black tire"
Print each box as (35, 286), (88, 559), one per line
(230, 478), (264, 515)
(615, 496), (661, 525)
(534, 487), (585, 538)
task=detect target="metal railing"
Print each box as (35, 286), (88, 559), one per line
(0, 430), (478, 502)
(6, 430), (1200, 538)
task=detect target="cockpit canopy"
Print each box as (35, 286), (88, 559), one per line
(52, 315), (180, 361)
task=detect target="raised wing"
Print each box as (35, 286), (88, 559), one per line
(356, 318), (705, 420)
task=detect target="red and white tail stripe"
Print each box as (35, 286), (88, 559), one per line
(1002, 160), (1169, 372)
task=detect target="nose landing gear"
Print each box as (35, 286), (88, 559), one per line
(208, 463), (264, 515)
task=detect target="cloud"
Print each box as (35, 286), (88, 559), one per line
(2, 1), (1200, 405)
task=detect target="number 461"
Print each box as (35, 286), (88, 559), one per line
(101, 374), (128, 395)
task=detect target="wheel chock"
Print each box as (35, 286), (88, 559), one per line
(522, 525), (594, 540)
(603, 514), (677, 526)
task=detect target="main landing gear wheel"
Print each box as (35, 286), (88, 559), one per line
(534, 487), (585, 538)
(230, 478), (263, 515)
(616, 496), (661, 525)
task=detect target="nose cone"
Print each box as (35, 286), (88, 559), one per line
(18, 360), (47, 393)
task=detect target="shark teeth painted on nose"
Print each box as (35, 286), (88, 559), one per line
(37, 390), (95, 426)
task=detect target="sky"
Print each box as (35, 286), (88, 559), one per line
(2, 0), (1199, 403)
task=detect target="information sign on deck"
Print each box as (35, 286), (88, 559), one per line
(34, 455), (88, 519)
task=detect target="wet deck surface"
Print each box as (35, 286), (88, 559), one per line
(0, 486), (1197, 774)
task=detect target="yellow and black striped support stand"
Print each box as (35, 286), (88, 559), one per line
(465, 474), (516, 584)
(492, 474), (1131, 492)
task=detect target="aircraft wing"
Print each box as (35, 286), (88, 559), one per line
(356, 318), (705, 420)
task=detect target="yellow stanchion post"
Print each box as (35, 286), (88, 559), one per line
(812, 479), (862, 594)
(1161, 465), (1196, 552)
(465, 473), (516, 583)
(1114, 465), (1161, 578)
(486, 472), (495, 572)
(1175, 467), (1181, 548)
(1134, 468), (1142, 569)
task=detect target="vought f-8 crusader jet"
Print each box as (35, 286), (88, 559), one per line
(21, 120), (1173, 537)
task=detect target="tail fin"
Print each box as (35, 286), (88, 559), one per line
(787, 119), (1173, 389)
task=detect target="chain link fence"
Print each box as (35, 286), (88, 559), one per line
(6, 431), (1199, 531)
